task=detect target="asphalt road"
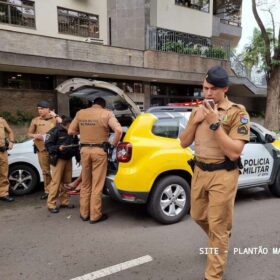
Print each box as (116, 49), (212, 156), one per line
(0, 187), (279, 280)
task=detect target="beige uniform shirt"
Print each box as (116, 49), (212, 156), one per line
(28, 116), (57, 151)
(0, 117), (10, 147)
(188, 97), (250, 163)
(69, 105), (122, 144)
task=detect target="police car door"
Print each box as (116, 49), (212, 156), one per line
(238, 127), (273, 188)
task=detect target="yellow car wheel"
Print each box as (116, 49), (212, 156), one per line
(147, 175), (190, 224)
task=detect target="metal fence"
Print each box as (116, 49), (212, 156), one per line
(146, 26), (230, 60)
(230, 52), (267, 87)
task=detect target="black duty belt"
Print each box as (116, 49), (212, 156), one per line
(80, 143), (104, 148)
(195, 159), (238, 172)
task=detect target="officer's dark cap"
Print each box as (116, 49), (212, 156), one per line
(205, 65), (229, 87)
(37, 100), (50, 108)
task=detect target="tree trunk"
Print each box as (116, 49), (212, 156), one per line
(264, 65), (280, 130)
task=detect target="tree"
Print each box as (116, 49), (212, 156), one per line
(251, 0), (280, 130)
(242, 27), (275, 80)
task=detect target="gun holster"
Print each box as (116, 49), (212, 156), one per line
(102, 142), (114, 154)
(187, 158), (195, 172)
(49, 154), (58, 166)
(33, 144), (38, 154)
(0, 146), (6, 152)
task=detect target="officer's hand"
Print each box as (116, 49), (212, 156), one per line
(202, 103), (219, 125)
(192, 106), (205, 124)
(8, 142), (14, 150)
(34, 134), (44, 140)
(59, 145), (65, 151)
(49, 110), (56, 117)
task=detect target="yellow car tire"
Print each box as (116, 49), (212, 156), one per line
(147, 175), (190, 224)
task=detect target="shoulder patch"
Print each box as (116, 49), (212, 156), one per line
(240, 113), (249, 124)
(237, 125), (248, 135)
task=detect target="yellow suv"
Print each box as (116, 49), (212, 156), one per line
(57, 78), (194, 224)
(106, 107), (194, 224)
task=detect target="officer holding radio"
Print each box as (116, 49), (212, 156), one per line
(179, 65), (250, 280)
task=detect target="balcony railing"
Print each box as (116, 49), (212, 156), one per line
(146, 26), (230, 60)
(220, 18), (241, 27)
(230, 52), (267, 87)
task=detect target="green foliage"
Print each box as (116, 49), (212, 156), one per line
(204, 47), (226, 59)
(161, 41), (226, 59)
(242, 27), (277, 73)
(0, 110), (33, 125)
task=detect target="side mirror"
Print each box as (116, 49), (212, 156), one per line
(264, 134), (275, 143)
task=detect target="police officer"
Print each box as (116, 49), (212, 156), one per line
(28, 100), (61, 200)
(45, 116), (80, 213)
(68, 97), (122, 223)
(179, 65), (250, 280)
(0, 117), (15, 202)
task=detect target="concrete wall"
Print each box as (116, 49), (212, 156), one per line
(0, 89), (56, 116)
(212, 16), (242, 47)
(150, 0), (213, 37)
(0, 0), (108, 44)
(107, 0), (146, 50)
(144, 50), (232, 79)
(0, 30), (143, 68)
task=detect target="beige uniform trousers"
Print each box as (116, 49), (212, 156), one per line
(190, 167), (239, 280)
(37, 150), (51, 193)
(80, 147), (107, 221)
(47, 159), (72, 208)
(0, 151), (9, 197)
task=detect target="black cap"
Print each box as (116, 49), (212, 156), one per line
(205, 65), (229, 87)
(37, 100), (50, 108)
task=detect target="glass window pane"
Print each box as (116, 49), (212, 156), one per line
(10, 6), (23, 25)
(1, 0), (35, 27)
(152, 118), (180, 139)
(0, 3), (9, 23)
(57, 8), (99, 38)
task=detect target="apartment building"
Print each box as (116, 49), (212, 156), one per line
(0, 0), (265, 117)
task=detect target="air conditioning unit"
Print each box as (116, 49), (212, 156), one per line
(84, 37), (103, 45)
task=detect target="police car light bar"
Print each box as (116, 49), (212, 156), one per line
(167, 99), (203, 107)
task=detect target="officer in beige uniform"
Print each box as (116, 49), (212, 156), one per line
(69, 97), (122, 224)
(180, 65), (250, 280)
(28, 100), (61, 200)
(0, 117), (15, 202)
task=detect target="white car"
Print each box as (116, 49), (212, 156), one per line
(8, 139), (81, 195)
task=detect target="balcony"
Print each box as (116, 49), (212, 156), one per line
(146, 26), (230, 60)
(212, 16), (242, 47)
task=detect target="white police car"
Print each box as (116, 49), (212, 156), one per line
(8, 139), (81, 195)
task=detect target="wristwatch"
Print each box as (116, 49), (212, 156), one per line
(209, 122), (220, 131)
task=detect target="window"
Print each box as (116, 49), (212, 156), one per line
(152, 118), (180, 139)
(0, 72), (54, 90)
(0, 0), (35, 28)
(175, 0), (209, 13)
(58, 7), (99, 38)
